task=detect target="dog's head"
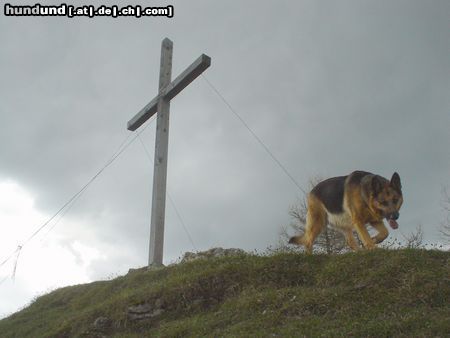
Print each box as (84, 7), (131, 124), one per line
(369, 173), (403, 229)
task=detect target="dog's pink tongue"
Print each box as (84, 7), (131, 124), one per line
(388, 219), (399, 229)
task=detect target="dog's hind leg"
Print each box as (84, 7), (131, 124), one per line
(289, 194), (327, 254)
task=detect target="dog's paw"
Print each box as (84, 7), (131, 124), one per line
(371, 237), (381, 244)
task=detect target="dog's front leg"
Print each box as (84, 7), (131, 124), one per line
(352, 219), (375, 249)
(370, 221), (389, 244)
(342, 230), (360, 251)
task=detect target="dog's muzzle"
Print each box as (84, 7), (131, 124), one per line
(387, 212), (399, 229)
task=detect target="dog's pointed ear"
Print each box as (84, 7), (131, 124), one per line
(390, 172), (402, 192)
(371, 176), (383, 195)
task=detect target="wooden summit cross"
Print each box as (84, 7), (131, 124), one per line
(127, 38), (211, 267)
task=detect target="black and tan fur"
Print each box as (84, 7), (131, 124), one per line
(289, 171), (403, 253)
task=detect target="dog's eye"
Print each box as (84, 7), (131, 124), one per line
(380, 201), (388, 206)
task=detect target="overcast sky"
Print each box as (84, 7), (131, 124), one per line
(1, 0), (449, 318)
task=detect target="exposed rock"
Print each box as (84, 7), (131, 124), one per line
(127, 264), (165, 275)
(181, 247), (245, 263)
(127, 248), (245, 272)
(81, 316), (112, 337)
(127, 266), (147, 274)
(93, 316), (112, 329)
(127, 301), (164, 321)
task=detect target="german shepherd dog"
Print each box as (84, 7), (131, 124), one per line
(289, 171), (403, 253)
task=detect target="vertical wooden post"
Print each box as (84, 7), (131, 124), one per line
(148, 38), (173, 266)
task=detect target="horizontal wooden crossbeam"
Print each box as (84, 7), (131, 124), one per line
(127, 53), (211, 131)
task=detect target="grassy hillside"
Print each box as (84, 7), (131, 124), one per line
(0, 249), (449, 337)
